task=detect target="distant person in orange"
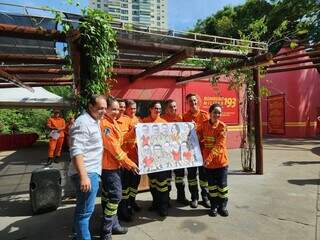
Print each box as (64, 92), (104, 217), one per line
(198, 103), (229, 217)
(183, 93), (210, 209)
(64, 115), (75, 151)
(47, 109), (65, 165)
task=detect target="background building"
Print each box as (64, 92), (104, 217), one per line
(89, 0), (168, 29)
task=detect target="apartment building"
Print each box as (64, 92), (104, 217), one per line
(89, 0), (168, 29)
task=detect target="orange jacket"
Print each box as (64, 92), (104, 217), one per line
(47, 117), (65, 138)
(100, 116), (137, 171)
(198, 120), (229, 169)
(117, 115), (132, 135)
(162, 113), (183, 122)
(122, 115), (141, 164)
(182, 110), (209, 131)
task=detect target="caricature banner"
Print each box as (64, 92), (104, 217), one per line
(136, 122), (204, 174)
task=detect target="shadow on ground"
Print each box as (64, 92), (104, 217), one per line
(288, 179), (320, 186)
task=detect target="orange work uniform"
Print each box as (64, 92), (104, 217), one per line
(198, 119), (229, 210)
(47, 116), (65, 158)
(100, 115), (137, 236)
(182, 109), (209, 202)
(100, 116), (137, 171)
(117, 115), (132, 136)
(198, 120), (229, 169)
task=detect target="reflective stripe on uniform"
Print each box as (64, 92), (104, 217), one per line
(199, 180), (208, 188)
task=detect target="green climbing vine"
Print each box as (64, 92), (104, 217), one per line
(51, 2), (118, 111)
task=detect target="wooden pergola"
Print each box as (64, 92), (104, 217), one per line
(1, 3), (319, 174)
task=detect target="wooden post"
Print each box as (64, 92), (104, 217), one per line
(253, 51), (263, 174)
(67, 31), (81, 95)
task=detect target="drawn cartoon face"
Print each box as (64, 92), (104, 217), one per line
(171, 141), (180, 152)
(142, 125), (149, 135)
(181, 141), (190, 152)
(153, 144), (162, 157)
(181, 123), (190, 134)
(163, 141), (171, 153)
(152, 124), (160, 135)
(171, 124), (180, 135)
(143, 144), (152, 156)
(161, 124), (169, 135)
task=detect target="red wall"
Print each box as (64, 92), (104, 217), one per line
(261, 48), (320, 137)
(111, 72), (244, 148)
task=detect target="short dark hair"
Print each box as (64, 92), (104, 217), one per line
(148, 101), (161, 111)
(164, 99), (176, 110)
(117, 98), (126, 104)
(87, 94), (106, 108)
(209, 103), (222, 113)
(126, 99), (136, 108)
(186, 93), (196, 100)
(107, 96), (118, 108)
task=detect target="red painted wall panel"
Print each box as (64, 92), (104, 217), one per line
(261, 48), (320, 137)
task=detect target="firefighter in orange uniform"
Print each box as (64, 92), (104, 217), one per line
(143, 101), (171, 217)
(198, 103), (229, 217)
(116, 99), (139, 221)
(120, 100), (142, 220)
(47, 109), (65, 165)
(100, 97), (139, 240)
(162, 99), (189, 206)
(183, 93), (210, 208)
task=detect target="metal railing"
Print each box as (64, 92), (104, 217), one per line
(0, 2), (268, 51)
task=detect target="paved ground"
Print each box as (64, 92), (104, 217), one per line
(0, 138), (320, 240)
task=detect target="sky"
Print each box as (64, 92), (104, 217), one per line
(0, 0), (245, 30)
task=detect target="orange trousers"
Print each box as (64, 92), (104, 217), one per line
(48, 137), (64, 158)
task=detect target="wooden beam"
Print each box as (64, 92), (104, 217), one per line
(0, 23), (66, 42)
(117, 38), (247, 59)
(268, 57), (320, 68)
(273, 50), (320, 62)
(0, 67), (72, 75)
(0, 54), (67, 64)
(267, 63), (320, 74)
(18, 76), (73, 82)
(177, 52), (273, 84)
(130, 49), (194, 82)
(0, 69), (33, 92)
(0, 82), (72, 88)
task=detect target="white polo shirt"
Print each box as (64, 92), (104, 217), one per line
(68, 111), (103, 176)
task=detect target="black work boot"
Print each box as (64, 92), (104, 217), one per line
(201, 195), (211, 208)
(177, 190), (189, 206)
(218, 207), (229, 217)
(209, 208), (218, 217)
(112, 226), (128, 235)
(53, 156), (59, 163)
(131, 198), (142, 212)
(190, 199), (198, 208)
(46, 157), (53, 166)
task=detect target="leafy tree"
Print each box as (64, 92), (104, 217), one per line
(0, 108), (51, 139)
(194, 0), (320, 52)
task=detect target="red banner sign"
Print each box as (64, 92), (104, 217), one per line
(267, 94), (285, 134)
(185, 82), (239, 125)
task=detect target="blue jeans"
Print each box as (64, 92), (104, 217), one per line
(72, 172), (100, 240)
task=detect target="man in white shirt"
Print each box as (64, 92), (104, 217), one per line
(68, 95), (107, 240)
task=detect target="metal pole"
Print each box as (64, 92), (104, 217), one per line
(253, 53), (263, 174)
